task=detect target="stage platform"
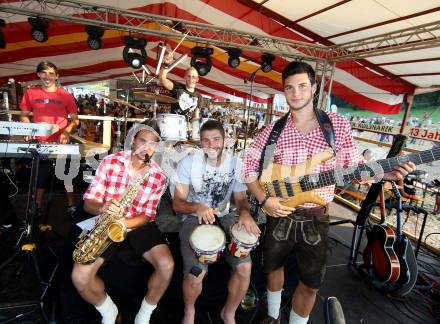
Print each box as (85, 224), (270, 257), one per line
(0, 177), (439, 324)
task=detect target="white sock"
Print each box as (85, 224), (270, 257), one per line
(95, 294), (118, 324)
(289, 309), (309, 324)
(267, 289), (282, 319)
(134, 298), (157, 324)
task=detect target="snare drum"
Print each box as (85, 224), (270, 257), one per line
(229, 223), (258, 258)
(190, 118), (211, 140)
(157, 114), (187, 141)
(189, 225), (226, 264)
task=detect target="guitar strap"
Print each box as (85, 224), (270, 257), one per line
(257, 112), (289, 178)
(314, 108), (337, 156)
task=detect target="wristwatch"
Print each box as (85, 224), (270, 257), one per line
(162, 63), (171, 69)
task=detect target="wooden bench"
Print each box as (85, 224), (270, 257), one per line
(335, 186), (366, 202)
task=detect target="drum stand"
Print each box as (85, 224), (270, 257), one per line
(113, 116), (125, 151)
(0, 149), (58, 323)
(243, 68), (260, 149)
(153, 98), (158, 119)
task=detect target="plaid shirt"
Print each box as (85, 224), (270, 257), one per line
(243, 112), (363, 207)
(84, 151), (167, 219)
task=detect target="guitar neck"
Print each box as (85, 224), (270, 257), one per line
(301, 147), (440, 191)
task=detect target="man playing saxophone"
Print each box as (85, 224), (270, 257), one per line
(71, 120), (174, 324)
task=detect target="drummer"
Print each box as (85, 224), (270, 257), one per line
(172, 120), (260, 324)
(159, 52), (202, 121)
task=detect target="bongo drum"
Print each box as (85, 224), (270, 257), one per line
(189, 224), (225, 264)
(229, 223), (258, 258)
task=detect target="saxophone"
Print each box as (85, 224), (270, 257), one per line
(72, 170), (151, 264)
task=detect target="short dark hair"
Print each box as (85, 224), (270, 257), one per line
(36, 61), (59, 74)
(136, 119), (161, 141)
(200, 119), (225, 138)
(281, 61), (316, 86)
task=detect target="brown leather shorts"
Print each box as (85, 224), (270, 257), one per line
(262, 206), (329, 289)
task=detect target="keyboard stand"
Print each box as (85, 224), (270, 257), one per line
(0, 148), (58, 323)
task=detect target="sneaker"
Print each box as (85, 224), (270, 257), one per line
(67, 205), (77, 217)
(260, 315), (280, 324)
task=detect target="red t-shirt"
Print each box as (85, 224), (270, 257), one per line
(20, 86), (78, 142)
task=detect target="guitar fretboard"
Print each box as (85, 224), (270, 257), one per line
(298, 147), (440, 191)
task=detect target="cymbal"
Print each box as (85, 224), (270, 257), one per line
(133, 92), (177, 104)
(101, 95), (144, 112)
(69, 134), (110, 156)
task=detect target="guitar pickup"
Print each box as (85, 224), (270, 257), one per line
(284, 178), (294, 197)
(272, 180), (283, 197)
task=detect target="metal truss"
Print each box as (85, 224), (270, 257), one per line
(0, 0), (329, 62)
(1, 0), (438, 63)
(330, 20), (440, 61)
(314, 61), (335, 110)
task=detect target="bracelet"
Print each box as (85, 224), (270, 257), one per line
(259, 195), (269, 208)
(162, 63), (171, 69)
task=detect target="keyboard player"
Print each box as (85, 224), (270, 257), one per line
(19, 61), (79, 218)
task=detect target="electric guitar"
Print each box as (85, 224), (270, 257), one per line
(259, 147), (439, 208)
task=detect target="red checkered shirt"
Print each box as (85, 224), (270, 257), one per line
(243, 112), (363, 207)
(84, 151), (167, 219)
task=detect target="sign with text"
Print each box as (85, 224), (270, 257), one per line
(350, 122), (440, 143)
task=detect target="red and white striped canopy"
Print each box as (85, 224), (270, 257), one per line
(1, 0), (439, 113)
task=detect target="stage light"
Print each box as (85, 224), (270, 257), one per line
(86, 26), (104, 50)
(191, 46), (213, 76)
(122, 36), (147, 69)
(227, 48), (242, 68)
(260, 53), (275, 73)
(0, 19), (5, 49)
(28, 17), (49, 43)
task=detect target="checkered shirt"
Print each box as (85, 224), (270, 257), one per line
(84, 151), (167, 219)
(243, 112), (363, 207)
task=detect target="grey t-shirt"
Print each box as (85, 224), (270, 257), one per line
(175, 151), (246, 217)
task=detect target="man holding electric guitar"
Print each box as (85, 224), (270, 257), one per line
(243, 61), (416, 324)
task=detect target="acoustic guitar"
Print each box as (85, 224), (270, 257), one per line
(259, 147), (439, 209)
(362, 189), (400, 284)
(389, 182), (418, 295)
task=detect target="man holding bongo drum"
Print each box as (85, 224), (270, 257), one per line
(173, 120), (260, 324)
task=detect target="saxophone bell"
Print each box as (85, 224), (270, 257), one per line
(107, 221), (127, 243)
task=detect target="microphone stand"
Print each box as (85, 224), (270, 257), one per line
(243, 68), (260, 150)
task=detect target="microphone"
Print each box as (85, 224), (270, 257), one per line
(144, 153), (151, 165)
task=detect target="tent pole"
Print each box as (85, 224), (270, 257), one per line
(399, 92), (415, 134)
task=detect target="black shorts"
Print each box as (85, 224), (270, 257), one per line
(37, 157), (77, 189)
(37, 159), (54, 188)
(101, 221), (167, 261)
(263, 206), (329, 289)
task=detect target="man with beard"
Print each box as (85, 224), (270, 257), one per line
(71, 120), (174, 324)
(243, 61), (416, 324)
(173, 120), (260, 324)
(159, 53), (202, 120)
